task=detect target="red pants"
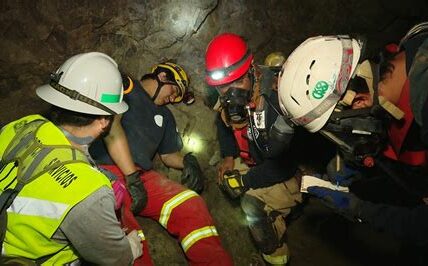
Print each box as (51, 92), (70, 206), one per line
(101, 165), (233, 266)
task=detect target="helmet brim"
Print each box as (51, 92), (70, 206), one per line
(36, 84), (129, 115)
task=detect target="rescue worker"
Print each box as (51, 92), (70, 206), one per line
(205, 33), (301, 265)
(90, 62), (233, 265)
(278, 24), (428, 264)
(0, 52), (142, 264)
(326, 50), (428, 206)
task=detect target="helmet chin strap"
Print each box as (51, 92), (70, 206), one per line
(151, 75), (176, 102)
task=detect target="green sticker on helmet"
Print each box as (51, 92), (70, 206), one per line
(101, 93), (121, 103)
(312, 81), (329, 99)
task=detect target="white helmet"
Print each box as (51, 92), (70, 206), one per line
(36, 52), (128, 115)
(278, 35), (362, 132)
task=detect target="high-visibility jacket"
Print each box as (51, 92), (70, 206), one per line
(0, 115), (111, 264)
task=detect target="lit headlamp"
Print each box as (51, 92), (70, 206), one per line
(210, 70), (226, 81)
(206, 50), (252, 81)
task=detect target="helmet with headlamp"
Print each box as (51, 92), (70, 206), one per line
(205, 33), (254, 86)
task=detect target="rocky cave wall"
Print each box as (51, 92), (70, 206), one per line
(1, 0), (427, 173)
(1, 0), (428, 265)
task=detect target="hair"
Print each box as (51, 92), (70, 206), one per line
(142, 67), (175, 83)
(140, 72), (157, 81)
(47, 105), (113, 127)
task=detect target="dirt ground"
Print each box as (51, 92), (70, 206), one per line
(137, 171), (411, 266)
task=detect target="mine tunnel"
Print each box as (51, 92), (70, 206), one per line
(1, 0), (428, 265)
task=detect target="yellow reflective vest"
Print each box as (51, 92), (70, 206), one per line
(0, 115), (111, 264)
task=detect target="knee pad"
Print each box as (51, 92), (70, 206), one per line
(241, 194), (283, 255)
(241, 194), (266, 217)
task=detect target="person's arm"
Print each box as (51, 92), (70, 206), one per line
(308, 186), (428, 246)
(104, 114), (137, 175)
(242, 157), (296, 189)
(160, 152), (184, 169)
(265, 115), (294, 158)
(155, 110), (203, 193)
(358, 201), (428, 246)
(215, 114), (238, 182)
(104, 114), (147, 214)
(215, 114), (238, 159)
(59, 187), (140, 265)
(262, 91), (294, 159)
(159, 151), (205, 194)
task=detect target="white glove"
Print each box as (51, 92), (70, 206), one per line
(126, 230), (143, 261)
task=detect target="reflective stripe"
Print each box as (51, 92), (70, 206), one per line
(66, 259), (81, 266)
(137, 230), (146, 241)
(159, 190), (198, 227)
(181, 226), (219, 252)
(262, 253), (288, 265)
(7, 196), (69, 219)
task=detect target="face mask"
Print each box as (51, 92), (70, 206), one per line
(219, 87), (251, 124)
(321, 111), (388, 168)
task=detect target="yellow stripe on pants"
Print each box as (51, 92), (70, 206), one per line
(159, 190), (198, 227)
(181, 226), (219, 252)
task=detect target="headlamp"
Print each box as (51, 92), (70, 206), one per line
(210, 70), (225, 81)
(206, 49), (252, 82)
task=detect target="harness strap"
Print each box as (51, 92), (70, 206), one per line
(2, 120), (45, 162)
(233, 127), (256, 166)
(50, 80), (117, 115)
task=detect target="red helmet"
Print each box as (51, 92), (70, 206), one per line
(205, 33), (253, 86)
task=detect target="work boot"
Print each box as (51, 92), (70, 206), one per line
(262, 243), (289, 265)
(249, 253), (267, 266)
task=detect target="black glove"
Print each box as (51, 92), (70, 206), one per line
(181, 153), (205, 193)
(220, 170), (247, 199)
(307, 186), (362, 221)
(125, 171), (148, 215)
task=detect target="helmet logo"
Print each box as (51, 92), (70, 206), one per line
(312, 81), (329, 99)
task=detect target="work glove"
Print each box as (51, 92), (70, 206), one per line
(220, 170), (247, 199)
(307, 186), (362, 221)
(126, 230), (143, 261)
(325, 156), (361, 186)
(125, 171), (148, 215)
(181, 153), (205, 194)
